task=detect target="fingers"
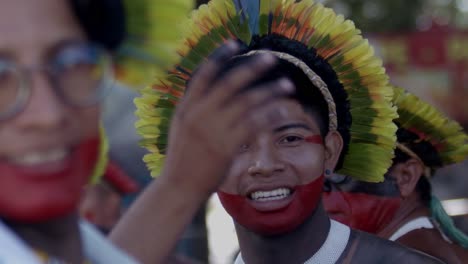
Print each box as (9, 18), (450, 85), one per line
(226, 92), (294, 155)
(206, 54), (277, 108)
(223, 78), (295, 129)
(182, 78), (294, 157)
(184, 41), (239, 104)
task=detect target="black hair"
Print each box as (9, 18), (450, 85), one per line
(393, 126), (442, 206)
(216, 34), (352, 169)
(69, 0), (126, 51)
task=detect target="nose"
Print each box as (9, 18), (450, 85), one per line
(16, 70), (67, 130)
(247, 144), (285, 177)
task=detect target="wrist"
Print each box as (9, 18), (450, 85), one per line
(157, 169), (214, 203)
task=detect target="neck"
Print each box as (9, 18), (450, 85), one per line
(236, 202), (330, 264)
(3, 211), (84, 263)
(377, 193), (430, 238)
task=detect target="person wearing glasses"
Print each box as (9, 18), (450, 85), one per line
(0, 0), (137, 262)
(80, 161), (140, 235)
(0, 0), (286, 263)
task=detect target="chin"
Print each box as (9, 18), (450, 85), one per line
(1, 188), (80, 222)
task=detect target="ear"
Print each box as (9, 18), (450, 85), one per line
(392, 158), (424, 198)
(323, 130), (343, 171)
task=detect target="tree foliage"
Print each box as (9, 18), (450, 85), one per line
(196, 0), (467, 32)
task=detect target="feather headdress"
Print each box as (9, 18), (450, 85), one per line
(393, 87), (468, 169)
(136, 0), (398, 182)
(393, 87), (468, 248)
(89, 0), (193, 183)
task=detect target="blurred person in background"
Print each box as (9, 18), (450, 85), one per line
(80, 160), (201, 263)
(324, 87), (468, 264)
(0, 0), (136, 262)
(80, 161), (139, 235)
(0, 0), (214, 262)
(0, 0), (289, 263)
(102, 78), (211, 263)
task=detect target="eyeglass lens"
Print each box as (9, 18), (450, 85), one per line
(0, 43), (112, 120)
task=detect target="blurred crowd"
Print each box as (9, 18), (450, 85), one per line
(0, 0), (466, 264)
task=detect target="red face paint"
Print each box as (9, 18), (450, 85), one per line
(218, 176), (324, 236)
(305, 135), (323, 145)
(323, 191), (401, 233)
(0, 136), (99, 222)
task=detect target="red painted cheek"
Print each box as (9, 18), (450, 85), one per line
(305, 135), (323, 145)
(324, 192), (401, 234)
(218, 176), (324, 236)
(0, 136), (100, 222)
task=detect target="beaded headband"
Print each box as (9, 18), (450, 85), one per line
(236, 50), (338, 131)
(396, 143), (431, 178)
(135, 0), (398, 182)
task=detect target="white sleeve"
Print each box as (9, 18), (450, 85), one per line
(0, 221), (42, 264)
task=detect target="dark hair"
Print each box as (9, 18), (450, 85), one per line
(216, 34), (352, 169)
(393, 126), (442, 206)
(69, 0), (126, 51)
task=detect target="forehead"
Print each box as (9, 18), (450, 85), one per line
(260, 98), (321, 133)
(0, 0), (85, 56)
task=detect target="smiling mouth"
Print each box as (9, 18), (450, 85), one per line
(249, 188), (293, 202)
(9, 148), (70, 166)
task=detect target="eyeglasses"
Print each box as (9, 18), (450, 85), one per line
(0, 43), (113, 120)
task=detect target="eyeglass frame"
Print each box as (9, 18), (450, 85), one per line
(0, 42), (114, 121)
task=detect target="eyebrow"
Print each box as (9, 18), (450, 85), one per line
(273, 123), (312, 133)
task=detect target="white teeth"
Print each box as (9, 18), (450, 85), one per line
(11, 149), (68, 166)
(250, 188), (291, 201)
